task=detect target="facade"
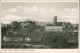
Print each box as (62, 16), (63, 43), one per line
(3, 35), (23, 42)
(44, 26), (63, 31)
(3, 36), (23, 42)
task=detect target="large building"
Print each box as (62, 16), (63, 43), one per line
(44, 16), (63, 32)
(44, 26), (63, 32)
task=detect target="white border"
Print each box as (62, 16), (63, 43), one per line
(1, 0), (79, 2)
(1, 1), (79, 2)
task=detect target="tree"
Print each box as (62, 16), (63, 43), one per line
(11, 21), (19, 31)
(27, 21), (36, 31)
(21, 21), (36, 43)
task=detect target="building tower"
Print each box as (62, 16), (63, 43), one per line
(53, 16), (57, 24)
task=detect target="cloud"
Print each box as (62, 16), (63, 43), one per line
(1, 6), (79, 24)
(57, 8), (79, 24)
(8, 8), (18, 13)
(1, 14), (25, 24)
(31, 6), (39, 12)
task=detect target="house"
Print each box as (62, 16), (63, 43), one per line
(3, 31), (23, 42)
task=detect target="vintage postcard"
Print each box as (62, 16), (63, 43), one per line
(0, 0), (80, 53)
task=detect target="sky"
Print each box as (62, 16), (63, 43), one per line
(1, 2), (79, 24)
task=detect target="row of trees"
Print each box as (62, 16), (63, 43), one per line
(1, 20), (36, 39)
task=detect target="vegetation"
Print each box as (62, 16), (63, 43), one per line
(11, 21), (19, 31)
(1, 20), (78, 49)
(41, 32), (78, 48)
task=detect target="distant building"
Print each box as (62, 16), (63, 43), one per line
(53, 16), (57, 24)
(72, 24), (78, 29)
(44, 26), (63, 31)
(3, 31), (23, 42)
(72, 24), (78, 32)
(20, 21), (36, 30)
(20, 22), (30, 29)
(36, 22), (48, 26)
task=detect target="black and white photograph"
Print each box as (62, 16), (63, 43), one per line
(1, 2), (79, 49)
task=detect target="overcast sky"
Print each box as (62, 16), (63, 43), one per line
(1, 2), (79, 24)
